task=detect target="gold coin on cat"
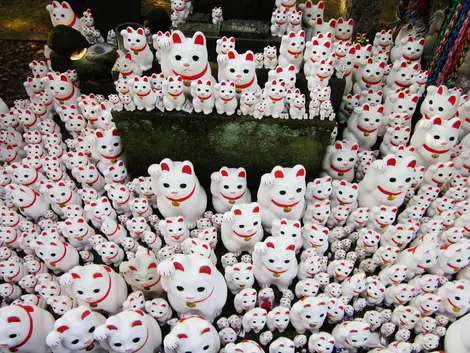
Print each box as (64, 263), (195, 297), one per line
(273, 273), (280, 278)
(50, 263), (56, 267)
(244, 237), (252, 242)
(184, 80), (191, 87)
(454, 307), (461, 313)
(90, 303), (97, 308)
(186, 302), (196, 308)
(229, 200), (235, 204)
(432, 153), (439, 158)
(283, 207), (292, 213)
(387, 195), (395, 201)
(236, 88), (242, 94)
(364, 132), (370, 136)
(172, 201), (180, 207)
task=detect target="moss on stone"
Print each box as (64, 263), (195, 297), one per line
(114, 110), (334, 188)
(48, 25), (88, 54)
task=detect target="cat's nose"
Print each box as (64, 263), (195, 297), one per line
(184, 63), (190, 67)
(236, 74), (242, 78)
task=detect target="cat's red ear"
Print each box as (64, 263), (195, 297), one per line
(193, 33), (205, 46)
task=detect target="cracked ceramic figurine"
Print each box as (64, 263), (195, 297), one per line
(46, 305), (109, 353)
(158, 254), (227, 322)
(0, 304), (55, 353)
(163, 316), (219, 353)
(94, 309), (162, 353)
(221, 202), (263, 254)
(210, 167), (251, 213)
(60, 264), (128, 314)
(120, 27), (154, 71)
(148, 158), (206, 229)
(253, 236), (298, 291)
(119, 247), (164, 298)
(160, 30), (215, 95)
(257, 165), (306, 231)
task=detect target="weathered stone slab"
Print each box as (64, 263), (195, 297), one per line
(114, 111), (335, 189)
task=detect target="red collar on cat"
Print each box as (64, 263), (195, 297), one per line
(172, 64), (208, 81)
(423, 144), (450, 155)
(377, 185), (403, 197)
(66, 14), (79, 28)
(56, 85), (76, 102)
(236, 76), (255, 90)
(220, 191), (245, 201)
(88, 271), (112, 306)
(20, 190), (40, 211)
(330, 164), (353, 173)
(271, 199), (300, 208)
(49, 242), (69, 266)
(361, 77), (381, 86)
(166, 185), (196, 203)
(9, 305), (34, 351)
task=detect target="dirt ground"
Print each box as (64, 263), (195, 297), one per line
(0, 0), (396, 33)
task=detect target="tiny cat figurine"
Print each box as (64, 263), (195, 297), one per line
(264, 46), (278, 69)
(218, 50), (260, 97)
(191, 79), (215, 115)
(120, 27), (154, 71)
(46, 1), (84, 34)
(163, 75), (186, 112)
(210, 167), (251, 213)
(257, 165), (306, 231)
(132, 76), (158, 111)
(148, 158), (207, 229)
(278, 30), (306, 73)
(271, 9), (288, 37)
(160, 30), (215, 95)
(214, 80), (237, 116)
(158, 254), (227, 322)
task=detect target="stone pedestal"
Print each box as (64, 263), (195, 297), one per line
(114, 111), (334, 189)
(344, 0), (385, 36)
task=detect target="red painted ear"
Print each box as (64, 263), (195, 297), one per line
(296, 167), (305, 177)
(238, 170), (246, 178)
(220, 169), (229, 177)
(160, 162), (170, 172)
(172, 31), (183, 44)
(437, 86), (444, 95)
(448, 96), (457, 106)
(112, 129), (120, 137)
(93, 273), (103, 279)
(95, 131), (104, 138)
(274, 169), (284, 178)
(178, 217), (184, 223)
(407, 160), (417, 168)
(433, 117), (442, 126)
(286, 244), (295, 251)
(452, 120), (461, 129)
(386, 158), (396, 167)
(81, 310), (91, 320)
(57, 325), (69, 333)
(60, 74), (68, 82)
(177, 333), (188, 339)
(131, 320), (142, 327)
(266, 242), (275, 249)
(351, 144), (359, 151)
(194, 33), (205, 46)
(253, 206), (260, 213)
(107, 325), (118, 330)
(71, 273), (81, 279)
(227, 50), (236, 60)
(173, 262), (184, 271)
(7, 316), (21, 323)
(199, 265), (211, 275)
(137, 28), (144, 36)
(148, 262), (157, 270)
(182, 164), (192, 175)
(129, 265), (138, 271)
(245, 52), (254, 62)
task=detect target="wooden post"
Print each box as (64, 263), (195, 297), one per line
(344, 0), (386, 36)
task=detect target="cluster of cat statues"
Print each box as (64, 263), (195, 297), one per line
(0, 1), (469, 353)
